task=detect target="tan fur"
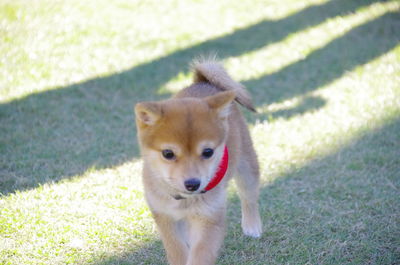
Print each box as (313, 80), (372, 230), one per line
(191, 59), (257, 112)
(135, 60), (262, 265)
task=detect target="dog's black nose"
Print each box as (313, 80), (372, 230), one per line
(184, 178), (201, 191)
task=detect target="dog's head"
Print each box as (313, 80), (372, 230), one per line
(135, 91), (235, 198)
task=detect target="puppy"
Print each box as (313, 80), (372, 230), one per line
(135, 60), (262, 265)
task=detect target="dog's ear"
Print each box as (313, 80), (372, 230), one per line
(205, 91), (236, 119)
(135, 102), (162, 126)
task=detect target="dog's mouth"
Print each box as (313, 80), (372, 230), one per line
(171, 189), (207, 200)
(172, 194), (185, 200)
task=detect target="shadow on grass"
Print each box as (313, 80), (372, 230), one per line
(91, 115), (400, 265)
(0, 0), (396, 195)
(245, 11), (400, 122)
(222, 119), (400, 264)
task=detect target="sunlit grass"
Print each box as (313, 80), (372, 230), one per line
(159, 0), (398, 95)
(1, 0), (399, 264)
(0, 160), (155, 264)
(252, 47), (400, 183)
(226, 0), (400, 80)
(0, 0), (324, 102)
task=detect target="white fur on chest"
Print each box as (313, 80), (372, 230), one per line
(147, 189), (226, 221)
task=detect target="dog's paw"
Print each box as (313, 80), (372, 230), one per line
(242, 223), (262, 238)
(242, 214), (262, 238)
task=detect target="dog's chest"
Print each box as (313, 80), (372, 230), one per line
(148, 193), (224, 221)
(152, 198), (201, 220)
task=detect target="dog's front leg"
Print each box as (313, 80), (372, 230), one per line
(153, 212), (189, 265)
(186, 214), (226, 265)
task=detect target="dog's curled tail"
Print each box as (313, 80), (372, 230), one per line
(192, 60), (256, 112)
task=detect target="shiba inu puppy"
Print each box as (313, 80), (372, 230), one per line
(135, 60), (262, 265)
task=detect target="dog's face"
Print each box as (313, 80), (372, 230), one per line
(135, 91), (235, 197)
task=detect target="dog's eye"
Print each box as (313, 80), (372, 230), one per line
(162, 149), (175, 160)
(202, 148), (214, 159)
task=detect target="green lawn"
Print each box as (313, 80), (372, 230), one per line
(1, 0), (399, 264)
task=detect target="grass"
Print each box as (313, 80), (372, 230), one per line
(1, 0), (399, 264)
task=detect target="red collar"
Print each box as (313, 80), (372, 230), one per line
(203, 145), (229, 192)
